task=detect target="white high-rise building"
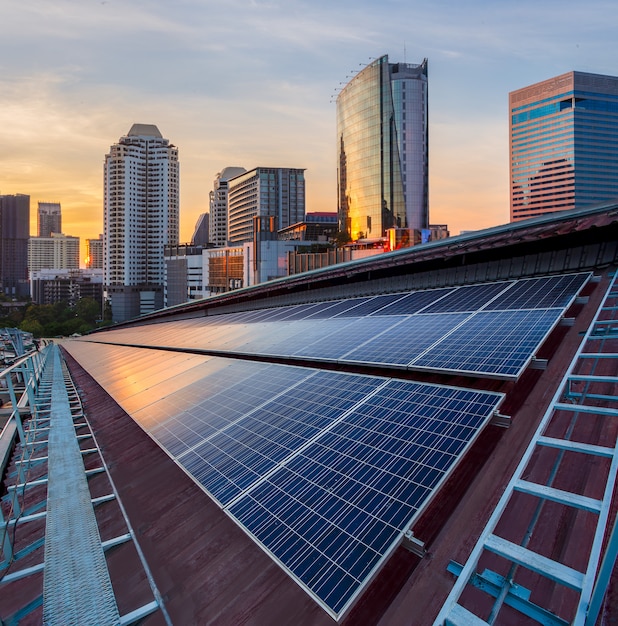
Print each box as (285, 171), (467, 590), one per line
(28, 233), (80, 272)
(209, 167), (246, 247)
(104, 124), (179, 322)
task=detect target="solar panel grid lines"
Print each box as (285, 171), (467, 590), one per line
(419, 280), (514, 314)
(409, 307), (564, 377)
(154, 363), (315, 463)
(226, 380), (503, 618)
(484, 272), (591, 310)
(274, 301), (343, 321)
(235, 319), (331, 355)
(370, 286), (454, 316)
(330, 292), (411, 318)
(289, 316), (408, 361)
(342, 312), (471, 366)
(308, 298), (371, 319)
(203, 372), (391, 508)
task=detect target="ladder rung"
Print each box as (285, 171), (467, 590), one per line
(514, 479), (602, 513)
(484, 534), (584, 591)
(537, 436), (615, 458)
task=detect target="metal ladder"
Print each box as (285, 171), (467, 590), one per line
(434, 271), (618, 626)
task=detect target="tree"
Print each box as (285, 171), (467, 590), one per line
(20, 318), (44, 337)
(334, 230), (351, 248)
(74, 297), (100, 326)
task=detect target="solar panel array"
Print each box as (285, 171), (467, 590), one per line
(63, 341), (503, 618)
(91, 273), (590, 379)
(68, 272), (590, 617)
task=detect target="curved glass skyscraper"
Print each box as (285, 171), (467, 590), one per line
(337, 56), (428, 242)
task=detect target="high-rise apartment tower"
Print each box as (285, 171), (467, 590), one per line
(337, 55), (428, 241)
(104, 124), (179, 322)
(227, 167), (306, 244)
(209, 167), (246, 247)
(510, 71), (618, 221)
(37, 202), (62, 237)
(28, 233), (80, 272)
(86, 235), (104, 270)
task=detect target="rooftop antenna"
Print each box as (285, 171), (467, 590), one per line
(403, 41), (407, 63)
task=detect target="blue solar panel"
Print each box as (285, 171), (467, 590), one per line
(420, 281), (513, 313)
(174, 370), (385, 504)
(291, 317), (404, 360)
(69, 271), (591, 618)
(227, 379), (502, 617)
(343, 313), (470, 366)
(370, 287), (454, 315)
(308, 298), (371, 318)
(90, 273), (590, 381)
(410, 308), (563, 377)
(332, 293), (409, 317)
(150, 362), (311, 456)
(486, 273), (590, 310)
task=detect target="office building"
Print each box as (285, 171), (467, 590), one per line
(104, 123), (179, 322)
(337, 55), (428, 242)
(209, 167), (246, 246)
(0, 194), (30, 297)
(30, 268), (103, 307)
(164, 243), (206, 306)
(85, 235), (103, 270)
(28, 233), (80, 272)
(227, 167), (305, 244)
(37, 202), (62, 237)
(510, 70), (618, 221)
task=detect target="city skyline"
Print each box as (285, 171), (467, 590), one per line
(1, 0), (616, 252)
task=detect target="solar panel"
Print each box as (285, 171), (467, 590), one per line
(64, 271), (593, 618)
(308, 297), (372, 318)
(82, 273), (590, 381)
(485, 273), (590, 310)
(291, 316), (405, 360)
(410, 308), (563, 377)
(370, 287), (454, 315)
(227, 379), (502, 617)
(419, 281), (512, 313)
(332, 293), (410, 317)
(342, 313), (470, 366)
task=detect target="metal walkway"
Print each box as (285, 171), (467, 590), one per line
(43, 345), (120, 624)
(434, 271), (618, 626)
(1, 344), (168, 625)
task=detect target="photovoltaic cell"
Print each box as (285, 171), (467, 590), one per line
(308, 298), (371, 318)
(410, 308), (563, 376)
(486, 273), (590, 310)
(174, 370), (385, 504)
(371, 287), (454, 315)
(228, 379), (502, 617)
(332, 293), (409, 317)
(343, 313), (470, 366)
(420, 281), (513, 313)
(291, 316), (405, 360)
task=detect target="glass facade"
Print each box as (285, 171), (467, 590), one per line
(510, 71), (618, 221)
(337, 56), (428, 241)
(227, 167), (306, 245)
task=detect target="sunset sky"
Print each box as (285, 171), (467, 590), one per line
(1, 0), (616, 258)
